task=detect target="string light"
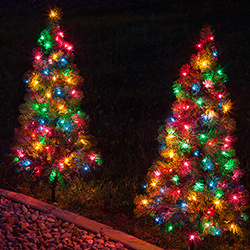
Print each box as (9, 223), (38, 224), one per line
(12, 8), (102, 197)
(133, 25), (248, 240)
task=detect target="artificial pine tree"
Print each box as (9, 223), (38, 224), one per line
(12, 9), (102, 201)
(135, 26), (248, 241)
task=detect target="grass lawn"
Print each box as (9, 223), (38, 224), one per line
(0, 1), (249, 249)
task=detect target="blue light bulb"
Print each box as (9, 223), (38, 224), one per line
(209, 181), (214, 187)
(56, 88), (62, 95)
(61, 58), (67, 65)
(194, 149), (200, 157)
(203, 114), (209, 121)
(192, 84), (200, 93)
(84, 165), (89, 171)
(170, 117), (176, 122)
(212, 49), (218, 58)
(22, 160), (31, 167)
(154, 217), (162, 224)
(65, 126), (69, 131)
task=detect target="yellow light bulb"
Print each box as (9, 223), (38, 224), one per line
(168, 134), (174, 139)
(34, 142), (42, 151)
(80, 139), (87, 145)
(151, 181), (157, 187)
(142, 199), (148, 205)
(192, 196), (196, 201)
(49, 10), (57, 19)
(230, 224), (234, 229)
(223, 105), (229, 112)
(208, 111), (215, 118)
(222, 100), (232, 113)
(46, 92), (51, 98)
(64, 158), (69, 163)
(169, 151), (174, 158)
(48, 8), (61, 21)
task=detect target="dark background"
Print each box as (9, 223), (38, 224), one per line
(0, 0), (249, 248)
(0, 0), (249, 190)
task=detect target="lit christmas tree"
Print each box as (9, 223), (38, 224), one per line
(12, 9), (102, 201)
(135, 26), (248, 242)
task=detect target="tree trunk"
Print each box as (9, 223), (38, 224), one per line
(188, 240), (195, 250)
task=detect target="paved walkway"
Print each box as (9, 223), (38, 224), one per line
(0, 189), (164, 250)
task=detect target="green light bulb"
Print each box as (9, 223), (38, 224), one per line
(200, 134), (206, 139)
(34, 104), (39, 110)
(168, 128), (175, 134)
(172, 175), (179, 183)
(194, 181), (204, 191)
(196, 98), (203, 106)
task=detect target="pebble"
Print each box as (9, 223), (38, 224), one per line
(61, 232), (71, 239)
(44, 233), (53, 239)
(1, 211), (11, 218)
(68, 223), (75, 230)
(21, 204), (28, 213)
(108, 243), (116, 248)
(0, 196), (130, 250)
(20, 222), (29, 229)
(30, 214), (38, 221)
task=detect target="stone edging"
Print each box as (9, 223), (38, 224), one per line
(0, 188), (164, 250)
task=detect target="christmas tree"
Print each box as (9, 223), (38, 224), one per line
(135, 26), (248, 241)
(12, 9), (102, 200)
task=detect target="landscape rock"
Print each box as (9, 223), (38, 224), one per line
(20, 222), (29, 229)
(0, 196), (129, 250)
(21, 205), (28, 213)
(68, 223), (75, 230)
(30, 214), (38, 221)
